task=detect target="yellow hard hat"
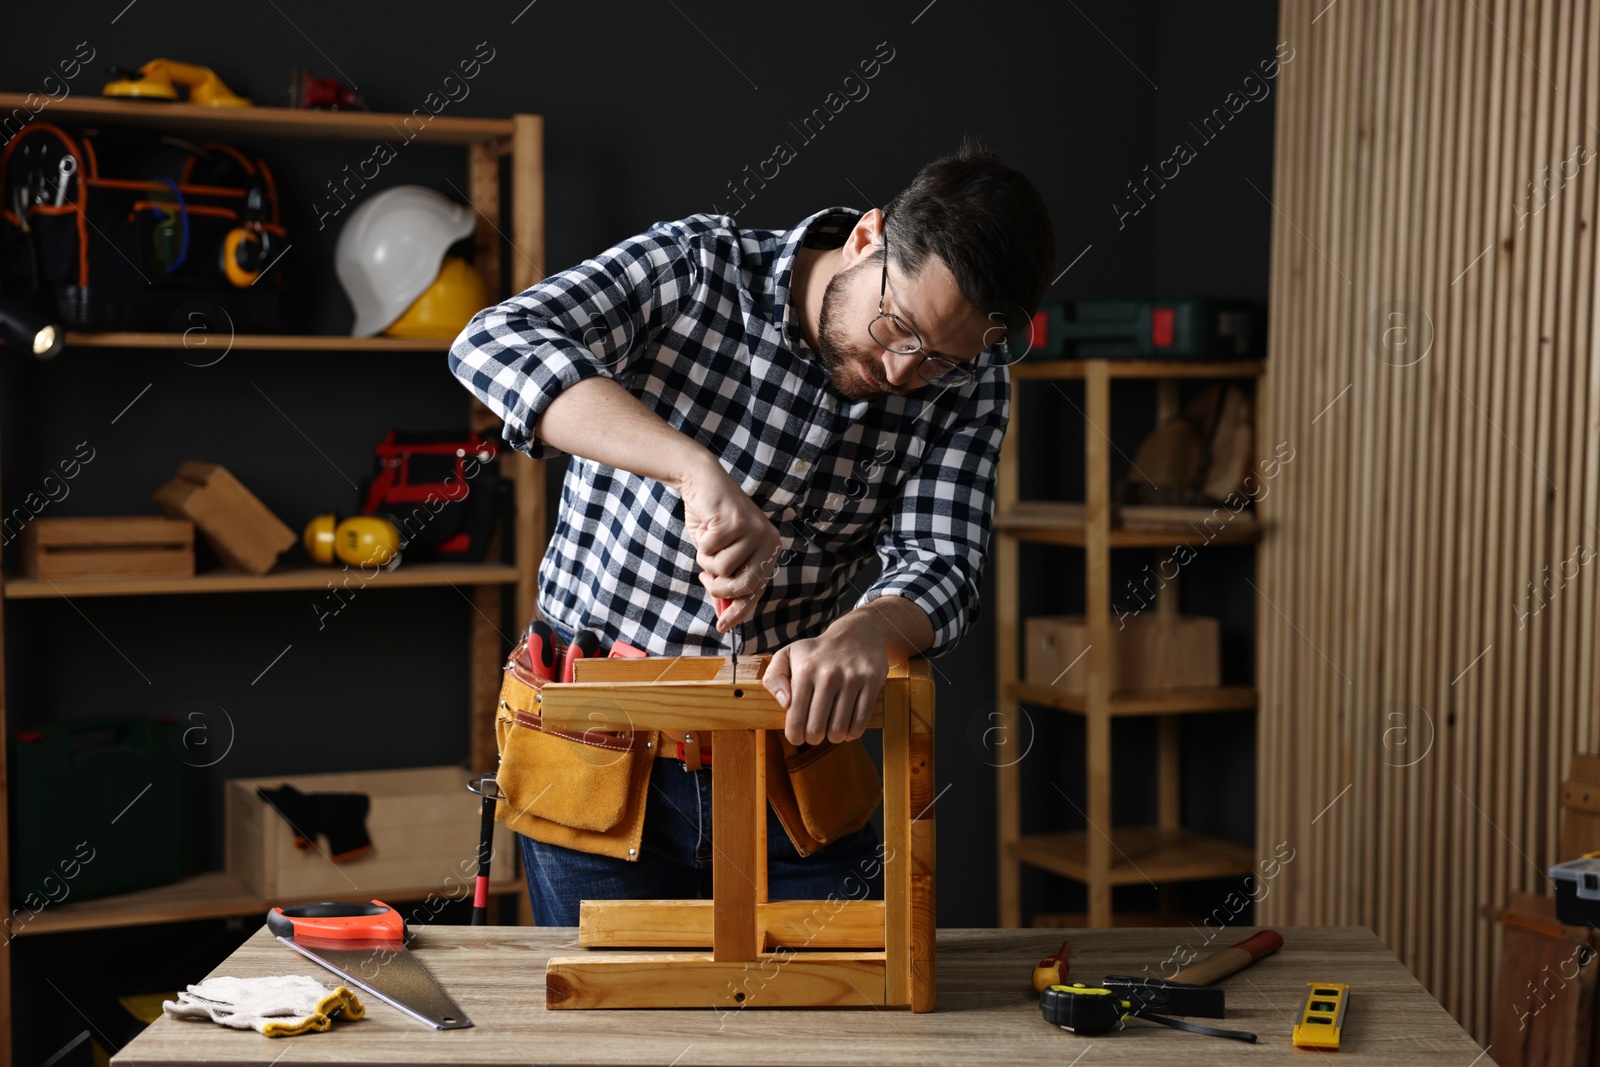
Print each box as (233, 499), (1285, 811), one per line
(383, 256), (490, 340)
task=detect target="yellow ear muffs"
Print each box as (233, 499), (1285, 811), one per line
(222, 227), (264, 287)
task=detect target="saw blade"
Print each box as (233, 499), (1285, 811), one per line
(276, 934), (473, 1029)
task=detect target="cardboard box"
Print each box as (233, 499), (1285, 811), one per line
(226, 765), (514, 900)
(19, 516), (194, 579)
(1025, 613), (1220, 693)
(152, 461), (295, 575)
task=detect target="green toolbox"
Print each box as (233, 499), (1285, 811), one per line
(9, 715), (193, 908)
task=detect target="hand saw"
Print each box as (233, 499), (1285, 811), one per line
(267, 899), (472, 1029)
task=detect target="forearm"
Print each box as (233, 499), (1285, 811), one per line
(827, 594), (935, 664)
(533, 375), (713, 487)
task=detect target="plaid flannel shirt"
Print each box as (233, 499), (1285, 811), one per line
(447, 206), (1009, 659)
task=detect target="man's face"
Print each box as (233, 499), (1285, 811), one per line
(814, 246), (993, 401)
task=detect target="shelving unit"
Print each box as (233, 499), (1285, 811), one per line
(995, 358), (1265, 928)
(0, 93), (547, 1064)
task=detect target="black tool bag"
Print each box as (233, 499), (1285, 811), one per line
(358, 431), (504, 563)
(0, 122), (287, 331)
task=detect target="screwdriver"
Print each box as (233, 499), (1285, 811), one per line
(715, 598), (744, 672)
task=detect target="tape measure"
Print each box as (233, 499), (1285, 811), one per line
(1039, 978), (1255, 1043)
(1292, 982), (1351, 1050)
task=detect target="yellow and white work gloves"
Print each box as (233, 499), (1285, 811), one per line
(162, 974), (365, 1037)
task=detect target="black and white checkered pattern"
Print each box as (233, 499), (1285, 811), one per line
(447, 206), (1009, 659)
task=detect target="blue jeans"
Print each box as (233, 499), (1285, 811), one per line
(516, 620), (884, 926)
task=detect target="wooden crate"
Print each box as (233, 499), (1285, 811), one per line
(1025, 613), (1219, 693)
(19, 516), (194, 579)
(225, 765), (514, 900)
(152, 461), (295, 575)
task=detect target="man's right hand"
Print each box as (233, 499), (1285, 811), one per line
(677, 454), (779, 632)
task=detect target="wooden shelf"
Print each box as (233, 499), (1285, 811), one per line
(15, 869), (521, 937)
(994, 501), (1261, 546)
(0, 93), (518, 146)
(1009, 358), (1265, 380)
(65, 332), (449, 352)
(1006, 682), (1258, 716)
(1008, 827), (1255, 886)
(4, 560), (519, 599)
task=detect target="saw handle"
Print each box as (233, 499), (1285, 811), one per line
(1169, 929), (1284, 986)
(267, 899), (404, 942)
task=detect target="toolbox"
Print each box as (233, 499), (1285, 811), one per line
(8, 715), (192, 906)
(1548, 855), (1600, 927)
(1027, 299), (1259, 360)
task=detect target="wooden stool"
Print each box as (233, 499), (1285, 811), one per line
(535, 654), (936, 1011)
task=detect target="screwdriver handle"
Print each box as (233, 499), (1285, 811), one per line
(525, 621), (558, 681)
(561, 629), (602, 683)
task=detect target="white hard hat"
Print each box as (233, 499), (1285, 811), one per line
(335, 186), (477, 337)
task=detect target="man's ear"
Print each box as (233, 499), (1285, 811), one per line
(840, 208), (884, 267)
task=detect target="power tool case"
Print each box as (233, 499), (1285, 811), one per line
(0, 122), (286, 331)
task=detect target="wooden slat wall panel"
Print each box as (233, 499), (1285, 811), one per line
(1259, 0), (1600, 1042)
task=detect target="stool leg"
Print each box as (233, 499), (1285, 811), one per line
(712, 729), (763, 961)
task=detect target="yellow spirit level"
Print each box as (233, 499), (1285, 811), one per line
(1292, 982), (1350, 1050)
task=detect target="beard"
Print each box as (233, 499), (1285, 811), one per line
(813, 261), (910, 401)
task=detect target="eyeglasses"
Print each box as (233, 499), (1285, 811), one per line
(865, 220), (979, 388)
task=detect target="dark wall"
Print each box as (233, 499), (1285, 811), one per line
(0, 0), (1277, 1055)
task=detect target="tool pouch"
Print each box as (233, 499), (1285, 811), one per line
(0, 123), (287, 331)
(766, 736), (882, 858)
(492, 640), (655, 861)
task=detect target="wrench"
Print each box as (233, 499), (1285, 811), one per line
(52, 155), (77, 207)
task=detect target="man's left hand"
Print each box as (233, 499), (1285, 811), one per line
(762, 618), (890, 746)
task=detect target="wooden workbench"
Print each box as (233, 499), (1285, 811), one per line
(111, 926), (1496, 1066)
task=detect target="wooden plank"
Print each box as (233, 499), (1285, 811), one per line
(546, 953), (887, 1009)
(909, 734), (935, 819)
(63, 331), (457, 350)
(2, 560), (519, 599)
(911, 820), (937, 878)
(538, 680), (885, 732)
(1157, 715), (1180, 831)
(577, 900), (885, 950)
(1006, 681), (1257, 715)
(1010, 827), (1254, 886)
(14, 869), (520, 937)
(571, 655), (730, 683)
(1427, 0), (1465, 1011)
(910, 874), (936, 962)
(882, 677), (912, 1005)
(910, 957), (937, 1014)
(469, 583), (502, 774)
(511, 113), (547, 624)
(1084, 360), (1113, 927)
(0, 92), (517, 144)
(711, 730), (760, 962)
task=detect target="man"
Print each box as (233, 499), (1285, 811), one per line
(449, 138), (1054, 924)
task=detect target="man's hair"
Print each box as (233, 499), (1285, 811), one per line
(882, 136), (1056, 336)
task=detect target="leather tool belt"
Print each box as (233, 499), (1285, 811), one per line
(492, 635), (883, 860)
